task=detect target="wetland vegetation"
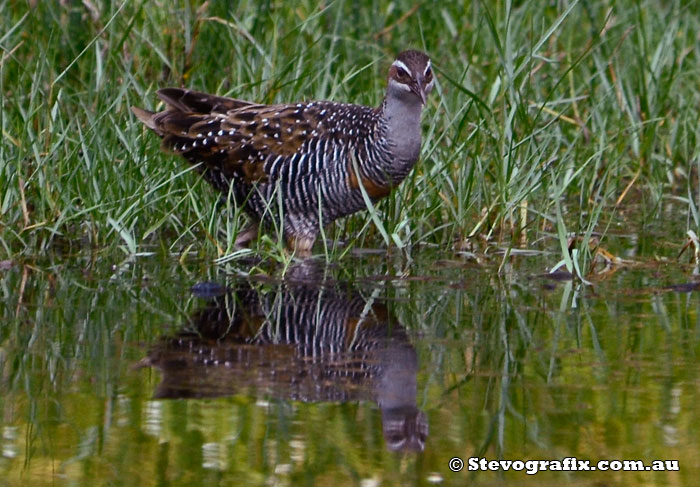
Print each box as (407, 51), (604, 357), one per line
(3, 0), (700, 268)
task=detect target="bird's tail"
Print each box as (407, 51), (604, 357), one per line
(131, 107), (158, 132)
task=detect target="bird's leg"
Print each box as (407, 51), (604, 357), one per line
(286, 234), (316, 258)
(234, 222), (260, 248)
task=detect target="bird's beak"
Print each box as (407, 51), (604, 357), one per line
(411, 83), (427, 105)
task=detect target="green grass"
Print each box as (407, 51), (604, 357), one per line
(1, 0), (699, 272)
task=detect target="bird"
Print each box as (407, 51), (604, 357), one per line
(132, 50), (434, 255)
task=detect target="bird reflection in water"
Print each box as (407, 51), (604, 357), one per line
(142, 262), (428, 452)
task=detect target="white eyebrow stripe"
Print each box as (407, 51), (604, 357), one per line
(424, 60), (431, 75)
(392, 59), (411, 74)
(389, 79), (412, 91)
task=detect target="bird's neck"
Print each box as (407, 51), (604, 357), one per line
(380, 93), (424, 164)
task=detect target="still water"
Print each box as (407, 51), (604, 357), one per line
(0, 247), (698, 486)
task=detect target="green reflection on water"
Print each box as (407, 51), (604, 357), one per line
(0, 254), (698, 486)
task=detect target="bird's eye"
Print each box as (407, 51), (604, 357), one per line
(424, 66), (433, 81)
(396, 67), (409, 78)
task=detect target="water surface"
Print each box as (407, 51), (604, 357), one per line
(1, 247), (698, 486)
